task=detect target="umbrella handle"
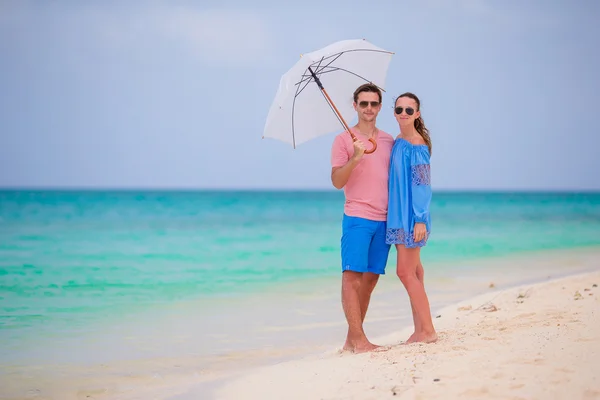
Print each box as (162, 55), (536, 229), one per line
(308, 67), (379, 154)
(351, 134), (378, 154)
(364, 138), (377, 154)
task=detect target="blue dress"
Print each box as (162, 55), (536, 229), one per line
(386, 138), (432, 247)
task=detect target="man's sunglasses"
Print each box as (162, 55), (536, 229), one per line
(358, 101), (380, 108)
(395, 107), (415, 116)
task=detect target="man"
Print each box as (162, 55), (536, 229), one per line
(330, 83), (394, 353)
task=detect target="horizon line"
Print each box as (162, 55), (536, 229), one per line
(0, 186), (599, 194)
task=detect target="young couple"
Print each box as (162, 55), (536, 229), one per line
(331, 83), (436, 353)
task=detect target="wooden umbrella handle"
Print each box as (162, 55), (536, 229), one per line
(307, 66), (379, 155)
(351, 133), (378, 154)
(364, 138), (377, 154)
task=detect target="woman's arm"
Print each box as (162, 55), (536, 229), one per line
(411, 147), (432, 242)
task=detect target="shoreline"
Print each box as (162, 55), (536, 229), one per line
(180, 248), (600, 399)
(1, 247), (599, 399)
(211, 269), (600, 400)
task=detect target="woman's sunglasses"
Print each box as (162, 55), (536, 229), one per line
(395, 107), (415, 116)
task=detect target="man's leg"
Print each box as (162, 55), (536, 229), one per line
(360, 219), (391, 322)
(340, 215), (380, 353)
(358, 273), (379, 322)
(342, 271), (379, 352)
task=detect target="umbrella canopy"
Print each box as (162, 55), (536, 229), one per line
(262, 39), (394, 153)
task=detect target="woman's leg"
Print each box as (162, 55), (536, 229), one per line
(407, 261), (425, 343)
(396, 245), (437, 343)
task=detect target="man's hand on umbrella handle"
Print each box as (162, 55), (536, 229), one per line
(364, 138), (377, 154)
(351, 139), (365, 162)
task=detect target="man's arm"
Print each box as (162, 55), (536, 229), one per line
(331, 159), (360, 189)
(330, 137), (365, 189)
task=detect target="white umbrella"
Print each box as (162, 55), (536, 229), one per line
(262, 39), (394, 153)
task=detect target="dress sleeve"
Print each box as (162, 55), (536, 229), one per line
(330, 134), (349, 168)
(411, 146), (432, 224)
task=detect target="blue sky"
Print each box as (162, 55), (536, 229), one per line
(1, 0), (599, 191)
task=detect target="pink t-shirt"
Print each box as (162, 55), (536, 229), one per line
(330, 128), (394, 221)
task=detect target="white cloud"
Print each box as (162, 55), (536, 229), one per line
(420, 0), (558, 32)
(460, 0), (558, 31)
(158, 7), (273, 65)
(131, 5), (274, 67)
(1, 2), (275, 67)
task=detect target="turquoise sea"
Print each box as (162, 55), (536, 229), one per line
(1, 190), (600, 395)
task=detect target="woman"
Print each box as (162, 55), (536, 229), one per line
(386, 92), (437, 344)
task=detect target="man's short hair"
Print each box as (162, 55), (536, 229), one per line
(353, 83), (382, 104)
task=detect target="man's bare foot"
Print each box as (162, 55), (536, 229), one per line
(405, 331), (418, 344)
(354, 341), (384, 354)
(342, 340), (353, 352)
(413, 332), (438, 343)
(344, 340), (387, 354)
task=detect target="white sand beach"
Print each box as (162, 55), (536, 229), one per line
(1, 250), (599, 400)
(214, 270), (600, 400)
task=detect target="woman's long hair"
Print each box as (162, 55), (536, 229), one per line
(396, 92), (432, 155)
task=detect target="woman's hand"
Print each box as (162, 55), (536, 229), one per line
(413, 223), (427, 243)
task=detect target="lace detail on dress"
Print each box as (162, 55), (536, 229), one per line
(385, 228), (429, 248)
(411, 164), (431, 186)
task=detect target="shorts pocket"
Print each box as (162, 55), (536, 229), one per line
(342, 214), (359, 230)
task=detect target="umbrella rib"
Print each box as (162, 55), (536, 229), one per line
(294, 54), (328, 88)
(291, 95), (298, 148)
(310, 49), (390, 91)
(290, 64), (312, 148)
(294, 55), (330, 97)
(319, 88), (349, 135)
(295, 48), (391, 92)
(288, 48), (393, 146)
(312, 56), (349, 131)
(312, 54), (343, 75)
(312, 66), (387, 92)
(290, 56), (329, 146)
(295, 74), (314, 97)
(310, 48), (393, 67)
(295, 64), (385, 99)
(295, 54), (340, 89)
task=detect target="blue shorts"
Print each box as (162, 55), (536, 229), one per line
(341, 214), (391, 275)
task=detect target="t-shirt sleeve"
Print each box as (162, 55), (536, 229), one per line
(330, 135), (349, 168)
